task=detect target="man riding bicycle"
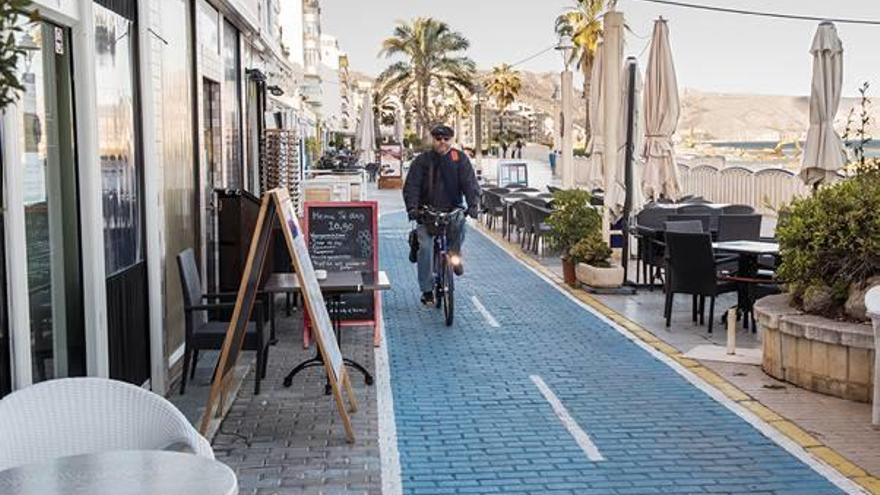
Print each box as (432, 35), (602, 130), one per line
(403, 124), (481, 306)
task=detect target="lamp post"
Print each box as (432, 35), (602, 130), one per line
(556, 34), (575, 189)
(474, 84), (484, 174)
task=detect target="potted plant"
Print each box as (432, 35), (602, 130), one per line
(754, 164), (880, 403)
(572, 232), (624, 288)
(547, 189), (600, 286)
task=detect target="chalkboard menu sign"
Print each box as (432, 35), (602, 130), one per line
(304, 202), (379, 324)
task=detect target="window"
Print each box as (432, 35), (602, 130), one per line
(197, 0), (220, 55)
(94, 3), (142, 275)
(222, 20), (242, 189)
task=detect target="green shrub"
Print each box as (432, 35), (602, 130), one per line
(776, 169), (880, 316)
(546, 189), (601, 257)
(0, 0), (35, 110)
(570, 232), (612, 267)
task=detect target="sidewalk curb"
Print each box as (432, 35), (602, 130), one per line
(475, 223), (880, 495)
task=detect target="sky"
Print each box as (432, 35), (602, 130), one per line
(320, 0), (880, 97)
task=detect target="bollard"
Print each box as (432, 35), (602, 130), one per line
(727, 308), (737, 355)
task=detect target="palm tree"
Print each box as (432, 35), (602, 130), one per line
(483, 64), (522, 156)
(377, 17), (476, 141)
(555, 0), (616, 141)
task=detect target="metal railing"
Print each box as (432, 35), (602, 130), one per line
(677, 158), (813, 216)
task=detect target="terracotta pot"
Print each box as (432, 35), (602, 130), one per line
(562, 258), (577, 287)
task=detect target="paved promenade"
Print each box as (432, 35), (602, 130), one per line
(379, 208), (861, 494)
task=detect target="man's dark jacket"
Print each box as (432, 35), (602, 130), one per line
(403, 148), (481, 214)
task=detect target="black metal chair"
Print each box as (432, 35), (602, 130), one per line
(517, 187), (540, 192)
(634, 208), (669, 287)
(717, 214), (762, 242)
(664, 220), (704, 233)
(512, 200), (533, 248)
(676, 204), (713, 215)
(721, 204), (755, 215)
(177, 248), (270, 395)
(674, 214), (712, 233)
(482, 188), (508, 229)
(502, 193), (529, 240)
(663, 232), (738, 333)
(524, 200), (554, 256)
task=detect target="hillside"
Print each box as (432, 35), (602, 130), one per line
(514, 70), (877, 142)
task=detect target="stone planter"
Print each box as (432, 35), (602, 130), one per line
(866, 287), (880, 424)
(576, 263), (624, 288)
(755, 294), (875, 403)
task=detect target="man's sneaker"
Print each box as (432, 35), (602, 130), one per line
(420, 291), (435, 306)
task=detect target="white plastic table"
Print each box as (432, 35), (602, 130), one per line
(0, 450), (237, 495)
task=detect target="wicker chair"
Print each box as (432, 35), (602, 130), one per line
(0, 377), (213, 471)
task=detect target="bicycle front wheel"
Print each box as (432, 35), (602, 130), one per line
(443, 264), (454, 326)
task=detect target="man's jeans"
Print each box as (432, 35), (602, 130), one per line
(416, 216), (467, 293)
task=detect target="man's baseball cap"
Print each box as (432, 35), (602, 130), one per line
(430, 124), (454, 138)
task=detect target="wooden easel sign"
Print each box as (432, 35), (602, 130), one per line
(200, 188), (358, 442)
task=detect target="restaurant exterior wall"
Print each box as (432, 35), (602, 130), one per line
(1, 0), (297, 397)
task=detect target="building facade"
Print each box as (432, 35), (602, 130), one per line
(0, 0), (298, 397)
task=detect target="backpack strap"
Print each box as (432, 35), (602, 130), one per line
(426, 154), (437, 204)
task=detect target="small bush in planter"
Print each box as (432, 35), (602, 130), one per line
(776, 168), (880, 320)
(546, 189), (601, 258)
(570, 233), (612, 268)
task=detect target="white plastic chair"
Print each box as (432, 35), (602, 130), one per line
(0, 377), (213, 471)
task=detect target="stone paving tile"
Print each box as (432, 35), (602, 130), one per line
(182, 310), (381, 495)
(380, 209), (850, 494)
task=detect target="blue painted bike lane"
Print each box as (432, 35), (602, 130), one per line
(379, 211), (857, 495)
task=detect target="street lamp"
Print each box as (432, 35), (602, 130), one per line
(556, 34), (575, 189)
(473, 84), (485, 174)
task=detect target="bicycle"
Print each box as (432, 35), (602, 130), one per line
(419, 206), (465, 326)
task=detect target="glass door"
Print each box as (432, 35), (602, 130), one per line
(15, 22), (86, 383)
(94, 0), (150, 385)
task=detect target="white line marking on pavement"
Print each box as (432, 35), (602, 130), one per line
(471, 295), (500, 328)
(474, 227), (868, 494)
(375, 306), (403, 495)
(530, 375), (605, 462)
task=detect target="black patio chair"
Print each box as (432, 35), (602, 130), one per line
(502, 192), (530, 240)
(674, 214), (712, 233)
(517, 187), (540, 192)
(177, 249), (270, 395)
(526, 202), (554, 256)
(676, 204), (713, 215)
(717, 214), (762, 242)
(512, 200), (534, 248)
(482, 188), (509, 229)
(664, 220), (704, 233)
(634, 208), (669, 287)
(663, 232), (738, 333)
(721, 204), (755, 215)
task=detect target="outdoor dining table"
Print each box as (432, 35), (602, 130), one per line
(263, 270), (391, 394)
(0, 450), (237, 495)
(713, 240), (780, 330)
